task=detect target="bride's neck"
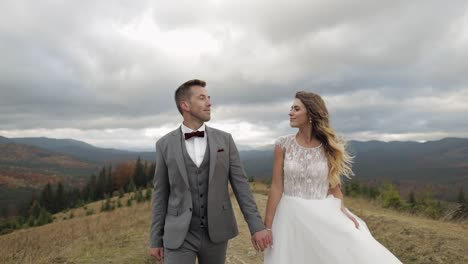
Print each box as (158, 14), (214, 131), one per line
(297, 126), (314, 143)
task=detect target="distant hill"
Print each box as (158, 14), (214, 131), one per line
(0, 143), (102, 214)
(0, 136), (11, 144)
(240, 149), (274, 178)
(3, 136), (155, 163)
(0, 143), (99, 184)
(0, 136), (156, 215)
(1, 135), (468, 207)
(239, 138), (468, 201)
(348, 138), (468, 200)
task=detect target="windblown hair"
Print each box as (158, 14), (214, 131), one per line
(295, 91), (354, 188)
(174, 79), (206, 115)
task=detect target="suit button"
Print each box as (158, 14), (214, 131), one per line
(201, 216), (205, 219)
(201, 205), (204, 209)
(200, 194), (203, 198)
(189, 208), (192, 212)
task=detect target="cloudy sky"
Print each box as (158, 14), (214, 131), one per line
(1, 0), (468, 151)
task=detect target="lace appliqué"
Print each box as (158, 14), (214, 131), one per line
(276, 134), (329, 200)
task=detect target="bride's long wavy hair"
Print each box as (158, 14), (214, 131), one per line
(295, 91), (354, 188)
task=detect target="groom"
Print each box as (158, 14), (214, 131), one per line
(149, 79), (270, 264)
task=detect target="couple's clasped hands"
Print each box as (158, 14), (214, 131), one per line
(251, 228), (273, 252)
(150, 228), (273, 261)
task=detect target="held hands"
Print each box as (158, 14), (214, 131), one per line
(341, 207), (360, 229)
(251, 229), (273, 252)
(150, 247), (164, 261)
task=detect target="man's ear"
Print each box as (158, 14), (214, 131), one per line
(180, 100), (190, 112)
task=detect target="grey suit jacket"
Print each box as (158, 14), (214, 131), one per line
(149, 125), (265, 249)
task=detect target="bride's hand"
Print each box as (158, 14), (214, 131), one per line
(341, 207), (360, 229)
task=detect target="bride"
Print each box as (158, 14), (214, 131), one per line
(263, 91), (402, 264)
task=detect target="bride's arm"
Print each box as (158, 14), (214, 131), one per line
(264, 145), (285, 231)
(328, 184), (345, 209)
(328, 185), (360, 229)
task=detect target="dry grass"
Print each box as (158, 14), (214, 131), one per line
(0, 183), (467, 264)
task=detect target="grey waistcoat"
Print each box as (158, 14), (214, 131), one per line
(181, 137), (210, 229)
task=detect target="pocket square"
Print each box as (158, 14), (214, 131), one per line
(217, 148), (224, 152)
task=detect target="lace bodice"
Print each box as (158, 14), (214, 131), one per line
(276, 134), (329, 200)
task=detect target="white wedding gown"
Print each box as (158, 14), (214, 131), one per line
(264, 134), (402, 264)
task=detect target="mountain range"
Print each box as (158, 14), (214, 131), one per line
(241, 137), (468, 200)
(1, 135), (467, 214)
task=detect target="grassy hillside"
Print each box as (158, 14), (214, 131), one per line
(0, 183), (467, 264)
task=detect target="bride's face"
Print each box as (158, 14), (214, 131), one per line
(289, 98), (309, 128)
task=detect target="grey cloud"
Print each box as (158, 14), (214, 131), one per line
(1, 0), (468, 146)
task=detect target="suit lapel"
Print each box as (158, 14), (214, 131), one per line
(171, 128), (190, 188)
(207, 126), (218, 184)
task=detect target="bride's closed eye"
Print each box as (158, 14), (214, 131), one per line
(290, 106), (300, 111)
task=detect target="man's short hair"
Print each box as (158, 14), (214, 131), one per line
(174, 79), (206, 115)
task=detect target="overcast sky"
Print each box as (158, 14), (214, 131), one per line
(1, 0), (468, 151)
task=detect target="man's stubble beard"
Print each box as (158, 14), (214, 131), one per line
(190, 111), (211, 123)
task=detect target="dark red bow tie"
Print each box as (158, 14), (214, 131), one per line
(184, 130), (205, 140)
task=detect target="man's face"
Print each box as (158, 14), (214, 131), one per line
(185, 86), (211, 122)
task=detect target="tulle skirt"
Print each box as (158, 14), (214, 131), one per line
(264, 195), (402, 264)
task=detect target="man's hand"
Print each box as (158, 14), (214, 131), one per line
(150, 247), (164, 261)
(251, 229), (273, 252)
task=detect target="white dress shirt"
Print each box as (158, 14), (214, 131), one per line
(181, 123), (207, 168)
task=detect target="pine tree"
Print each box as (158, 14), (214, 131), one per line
(0, 207), (7, 219)
(408, 190), (416, 208)
(344, 182), (351, 196)
(96, 167), (107, 199)
(28, 200), (41, 219)
(69, 187), (82, 208)
(136, 188), (144, 203)
(134, 156), (146, 188)
(350, 181), (361, 197)
(55, 182), (65, 213)
(381, 183), (405, 209)
(40, 183), (54, 212)
(126, 178), (136, 193)
(147, 163), (156, 187)
(361, 185), (369, 198)
(85, 174), (97, 202)
(458, 188), (466, 204)
(368, 186), (380, 199)
(144, 161), (148, 186)
(101, 195), (112, 212)
(145, 188), (152, 201)
(35, 208), (52, 226)
(106, 165), (114, 195)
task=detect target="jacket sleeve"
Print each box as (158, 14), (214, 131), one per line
(149, 139), (169, 248)
(227, 133), (265, 234)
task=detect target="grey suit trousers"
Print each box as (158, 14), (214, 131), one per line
(163, 226), (227, 264)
